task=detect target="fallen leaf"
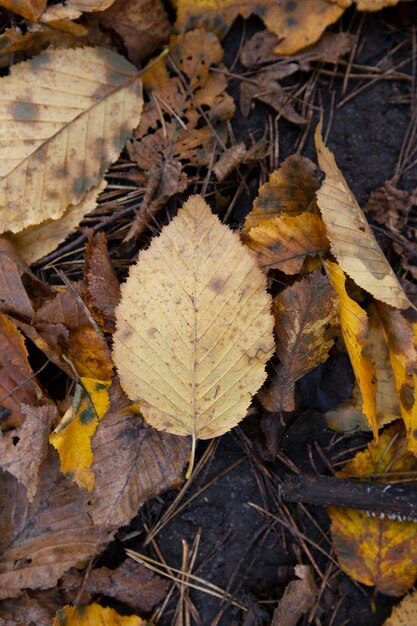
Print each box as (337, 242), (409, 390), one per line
(376, 304), (417, 454)
(352, 0), (412, 8)
(37, 5), (87, 35)
(10, 181), (107, 266)
(0, 24), (83, 59)
(53, 603), (143, 626)
(0, 404), (56, 501)
(384, 590), (417, 625)
(0, 381), (188, 598)
(82, 231), (121, 333)
(243, 213), (328, 274)
(92, 0), (170, 65)
(365, 182), (416, 234)
(242, 154), (320, 233)
(271, 565), (318, 626)
(65, 0), (117, 11)
(325, 260), (377, 435)
(329, 422), (417, 596)
(0, 0), (46, 20)
(61, 559), (170, 613)
(126, 28), (234, 239)
(0, 593), (57, 626)
(213, 143), (247, 181)
(258, 270), (339, 412)
(50, 379), (111, 490)
(315, 125), (410, 310)
(113, 195), (274, 458)
(0, 47), (143, 234)
(0, 314), (44, 428)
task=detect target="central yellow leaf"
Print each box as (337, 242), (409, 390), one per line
(113, 195), (274, 451)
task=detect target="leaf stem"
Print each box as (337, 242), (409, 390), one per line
(185, 434), (197, 479)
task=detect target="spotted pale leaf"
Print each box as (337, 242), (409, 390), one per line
(0, 46), (142, 234)
(113, 195), (274, 448)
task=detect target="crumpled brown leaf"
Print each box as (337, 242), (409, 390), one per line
(126, 28), (234, 239)
(271, 565), (318, 626)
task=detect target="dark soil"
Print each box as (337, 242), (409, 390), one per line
(39, 5), (417, 625)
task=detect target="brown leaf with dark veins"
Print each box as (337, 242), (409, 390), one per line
(126, 28), (234, 240)
(82, 232), (120, 333)
(0, 404), (56, 501)
(258, 271), (339, 413)
(61, 559), (170, 613)
(0, 315), (44, 429)
(0, 380), (188, 599)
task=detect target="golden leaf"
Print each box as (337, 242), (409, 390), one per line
(54, 603), (143, 626)
(50, 378), (111, 490)
(325, 260), (377, 435)
(113, 195), (274, 458)
(376, 304), (417, 454)
(315, 126), (410, 309)
(0, 47), (142, 234)
(258, 270), (339, 412)
(10, 181), (106, 265)
(329, 422), (417, 596)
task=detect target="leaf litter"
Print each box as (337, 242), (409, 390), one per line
(0, 1), (417, 624)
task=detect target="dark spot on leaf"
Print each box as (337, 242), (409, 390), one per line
(11, 101), (39, 121)
(73, 175), (93, 197)
(210, 277), (222, 292)
(118, 425), (140, 441)
(400, 383), (415, 411)
(12, 436), (19, 446)
(0, 406), (12, 420)
(30, 53), (49, 69)
(114, 128), (132, 152)
(79, 406), (95, 424)
(287, 17), (297, 27)
(285, 0), (297, 11)
(55, 609), (67, 626)
(95, 382), (107, 391)
(64, 471), (75, 480)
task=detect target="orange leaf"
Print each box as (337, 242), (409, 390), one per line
(54, 603), (144, 626)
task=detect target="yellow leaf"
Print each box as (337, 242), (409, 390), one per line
(10, 181), (107, 265)
(0, 0), (46, 21)
(325, 260), (377, 435)
(50, 378), (111, 490)
(113, 195), (274, 453)
(384, 590), (417, 625)
(243, 213), (328, 274)
(315, 125), (410, 309)
(0, 47), (142, 234)
(329, 422), (417, 596)
(376, 304), (417, 454)
(54, 603), (143, 626)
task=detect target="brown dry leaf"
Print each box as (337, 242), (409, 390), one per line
(271, 565), (318, 626)
(113, 195), (274, 458)
(0, 592), (59, 626)
(376, 304), (417, 454)
(0, 24), (82, 60)
(37, 5), (87, 35)
(213, 142), (247, 181)
(243, 213), (328, 274)
(326, 306), (400, 432)
(0, 47), (142, 235)
(315, 126), (410, 310)
(384, 590), (417, 625)
(0, 315), (44, 428)
(54, 603), (143, 626)
(243, 154), (320, 233)
(0, 380), (188, 599)
(174, 0), (344, 55)
(0, 404), (56, 501)
(91, 0), (170, 65)
(10, 181), (107, 266)
(82, 231), (121, 333)
(365, 182), (416, 234)
(329, 422), (417, 596)
(325, 260), (377, 435)
(126, 28), (234, 239)
(61, 559), (169, 613)
(0, 0), (46, 20)
(258, 271), (339, 413)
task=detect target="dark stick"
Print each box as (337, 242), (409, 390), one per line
(280, 474), (417, 520)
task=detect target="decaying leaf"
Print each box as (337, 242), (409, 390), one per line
(0, 314), (44, 428)
(329, 422), (417, 596)
(376, 304), (417, 454)
(127, 28), (234, 239)
(82, 231), (121, 334)
(258, 271), (339, 412)
(113, 195), (274, 459)
(271, 565), (318, 626)
(0, 0), (46, 20)
(0, 381), (188, 599)
(325, 261), (377, 435)
(365, 182), (417, 234)
(384, 590), (417, 625)
(0, 404), (56, 501)
(61, 559), (169, 613)
(0, 592), (59, 626)
(50, 378), (111, 490)
(53, 603), (143, 626)
(315, 126), (410, 310)
(10, 181), (107, 266)
(0, 46), (143, 234)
